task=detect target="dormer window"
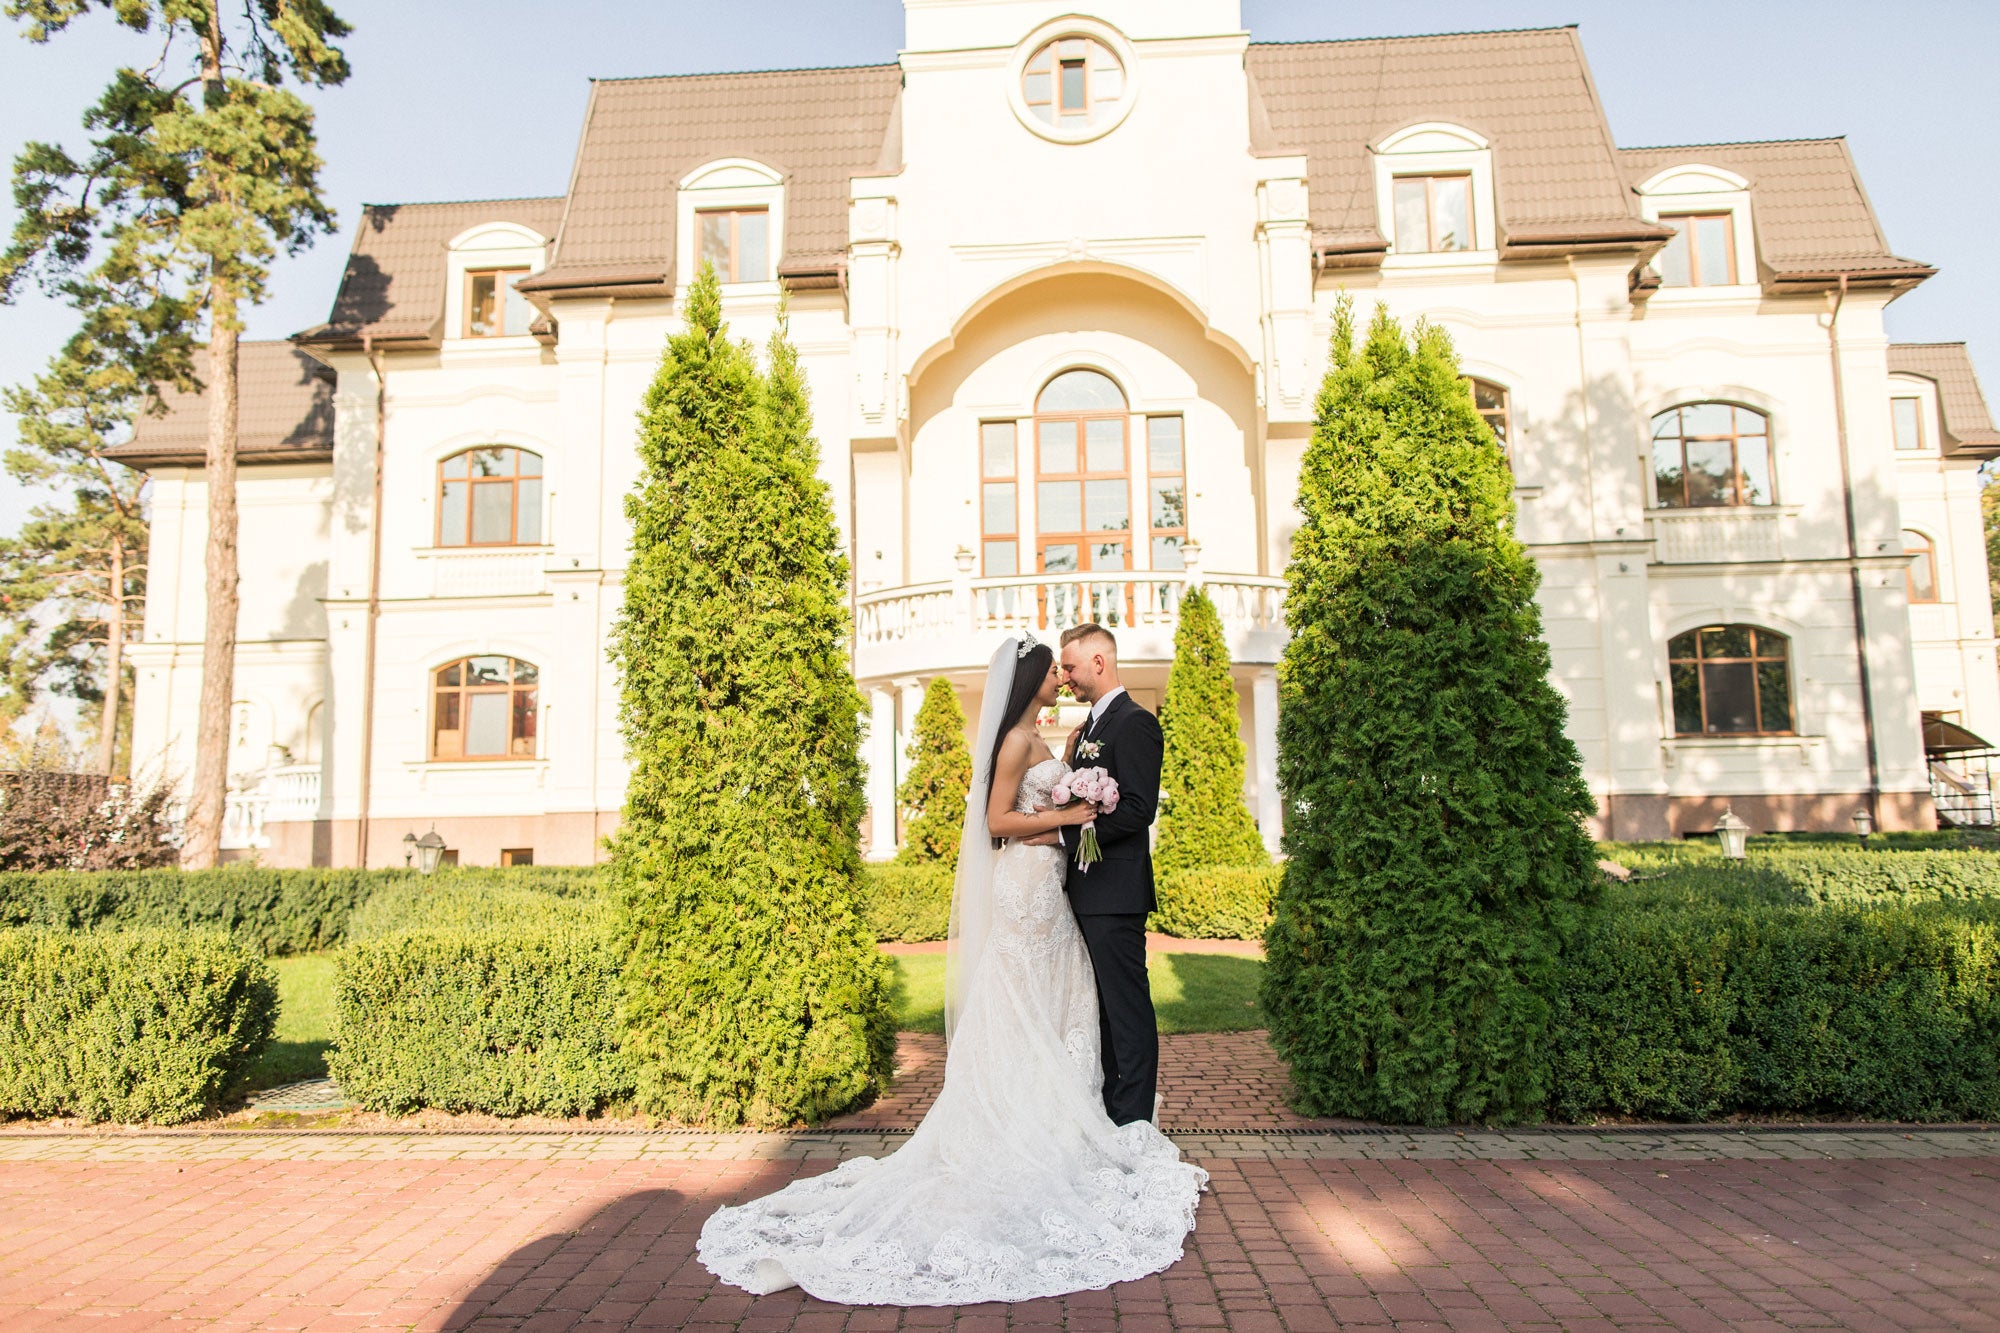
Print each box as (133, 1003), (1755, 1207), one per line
(698, 207), (770, 284)
(1892, 396), (1926, 451)
(1657, 213), (1737, 287)
(465, 267), (532, 337)
(1394, 175), (1473, 253)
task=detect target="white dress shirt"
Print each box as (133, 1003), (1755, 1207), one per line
(1087, 685), (1127, 728)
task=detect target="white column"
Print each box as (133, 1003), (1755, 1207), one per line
(1251, 668), (1282, 855)
(866, 686), (899, 860)
(1256, 169), (1314, 425)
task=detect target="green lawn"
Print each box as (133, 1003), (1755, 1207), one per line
(241, 953), (337, 1092)
(888, 952), (1264, 1035)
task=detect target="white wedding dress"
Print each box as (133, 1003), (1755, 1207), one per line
(697, 749), (1208, 1306)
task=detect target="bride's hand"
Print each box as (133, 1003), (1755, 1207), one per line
(1051, 801), (1099, 827)
(1017, 831), (1062, 846)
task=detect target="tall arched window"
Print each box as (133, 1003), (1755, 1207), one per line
(1668, 626), (1794, 736)
(1651, 403), (1772, 508)
(1903, 530), (1940, 603)
(437, 447), (544, 547)
(432, 656), (539, 760)
(1034, 370), (1130, 578)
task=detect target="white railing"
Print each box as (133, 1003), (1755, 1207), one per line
(856, 555), (1287, 674)
(1646, 506), (1795, 564)
(219, 763), (322, 851)
(423, 546), (550, 598)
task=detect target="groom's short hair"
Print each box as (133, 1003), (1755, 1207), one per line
(1061, 623), (1117, 658)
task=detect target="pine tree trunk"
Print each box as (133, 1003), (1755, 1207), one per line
(182, 292), (241, 867)
(98, 533), (125, 778)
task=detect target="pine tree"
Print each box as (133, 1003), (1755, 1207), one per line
(1, 0), (350, 864)
(1, 333), (150, 776)
(610, 270), (892, 1127)
(894, 677), (972, 868)
(1154, 587), (1268, 879)
(1262, 298), (1600, 1126)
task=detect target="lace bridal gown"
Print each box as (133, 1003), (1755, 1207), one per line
(697, 754), (1207, 1306)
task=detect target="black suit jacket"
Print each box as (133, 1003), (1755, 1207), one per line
(1062, 690), (1163, 916)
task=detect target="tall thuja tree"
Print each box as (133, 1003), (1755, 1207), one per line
(895, 676), (971, 869)
(0, 334), (150, 776)
(610, 268), (892, 1127)
(1154, 586), (1268, 879)
(0, 0), (350, 863)
(1263, 298), (1599, 1126)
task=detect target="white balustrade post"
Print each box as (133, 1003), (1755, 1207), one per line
(866, 687), (899, 860)
(1251, 667), (1283, 855)
(1182, 538), (1204, 590)
(952, 545), (977, 634)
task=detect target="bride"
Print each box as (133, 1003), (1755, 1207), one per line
(697, 635), (1207, 1305)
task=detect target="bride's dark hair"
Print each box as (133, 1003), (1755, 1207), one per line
(987, 641), (1053, 784)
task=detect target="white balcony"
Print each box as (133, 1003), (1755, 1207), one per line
(855, 561), (1287, 682)
(220, 763), (323, 851)
(1646, 505), (1798, 564)
(417, 545), (551, 598)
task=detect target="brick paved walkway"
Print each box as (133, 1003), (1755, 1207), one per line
(4, 1128), (1998, 1330)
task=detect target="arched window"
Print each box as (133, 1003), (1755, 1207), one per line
(1021, 35), (1125, 131)
(1651, 403), (1772, 509)
(437, 447), (544, 547)
(1904, 530), (1940, 603)
(1034, 370), (1130, 578)
(1668, 626), (1794, 736)
(432, 656), (538, 760)
(1464, 377), (1510, 457)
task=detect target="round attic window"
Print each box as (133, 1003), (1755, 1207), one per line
(1011, 23), (1136, 144)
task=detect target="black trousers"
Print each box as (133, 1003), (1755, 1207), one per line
(1074, 911), (1158, 1125)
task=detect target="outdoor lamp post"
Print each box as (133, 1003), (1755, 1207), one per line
(1713, 806), (1750, 860)
(1852, 808), (1874, 846)
(413, 827), (446, 875)
(401, 831), (416, 867)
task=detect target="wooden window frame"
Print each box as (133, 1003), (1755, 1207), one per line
(1393, 173), (1474, 253)
(464, 267), (531, 338)
(430, 656), (540, 762)
(1904, 530), (1941, 604)
(1464, 377), (1511, 459)
(435, 447), (544, 548)
(1145, 415), (1187, 571)
(1668, 626), (1796, 737)
(1651, 404), (1774, 509)
(1658, 212), (1738, 287)
(1891, 396), (1927, 452)
(979, 420), (1019, 578)
(696, 207), (770, 284)
(1022, 35), (1118, 128)
(1034, 409), (1132, 578)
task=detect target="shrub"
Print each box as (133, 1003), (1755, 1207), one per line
(1553, 896), (2000, 1122)
(0, 770), (178, 871)
(895, 677), (972, 869)
(1150, 866), (1282, 940)
(0, 926), (277, 1124)
(1263, 300), (1600, 1126)
(330, 890), (630, 1117)
(1154, 588), (1269, 880)
(863, 863), (954, 942)
(609, 271), (892, 1127)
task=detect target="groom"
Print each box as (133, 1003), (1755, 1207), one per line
(1056, 623), (1163, 1126)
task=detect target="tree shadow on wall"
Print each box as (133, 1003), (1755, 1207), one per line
(435, 1178), (821, 1331)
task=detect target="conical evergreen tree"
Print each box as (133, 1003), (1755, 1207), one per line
(895, 677), (971, 869)
(1155, 587), (1269, 879)
(1263, 298), (1599, 1125)
(610, 269), (892, 1127)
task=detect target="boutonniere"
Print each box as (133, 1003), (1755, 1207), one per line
(1075, 739), (1104, 761)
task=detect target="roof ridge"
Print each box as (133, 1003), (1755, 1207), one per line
(591, 61), (899, 85)
(1620, 136), (1847, 152)
(1890, 341), (1971, 349)
(1247, 25), (1576, 49)
(359, 195), (564, 211)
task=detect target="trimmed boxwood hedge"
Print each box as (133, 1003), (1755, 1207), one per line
(330, 885), (631, 1117)
(1150, 866), (1282, 940)
(0, 927), (277, 1124)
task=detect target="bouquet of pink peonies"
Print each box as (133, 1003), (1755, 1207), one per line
(1052, 766), (1120, 871)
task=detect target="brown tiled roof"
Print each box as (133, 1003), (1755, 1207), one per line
(1617, 140), (1933, 290)
(1888, 343), (2000, 458)
(1245, 27), (1668, 261)
(295, 197), (565, 349)
(110, 343), (334, 468)
(520, 64), (902, 299)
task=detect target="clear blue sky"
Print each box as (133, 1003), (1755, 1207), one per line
(2, 0), (1993, 535)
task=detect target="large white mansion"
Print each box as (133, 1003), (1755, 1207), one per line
(120, 0), (2000, 867)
